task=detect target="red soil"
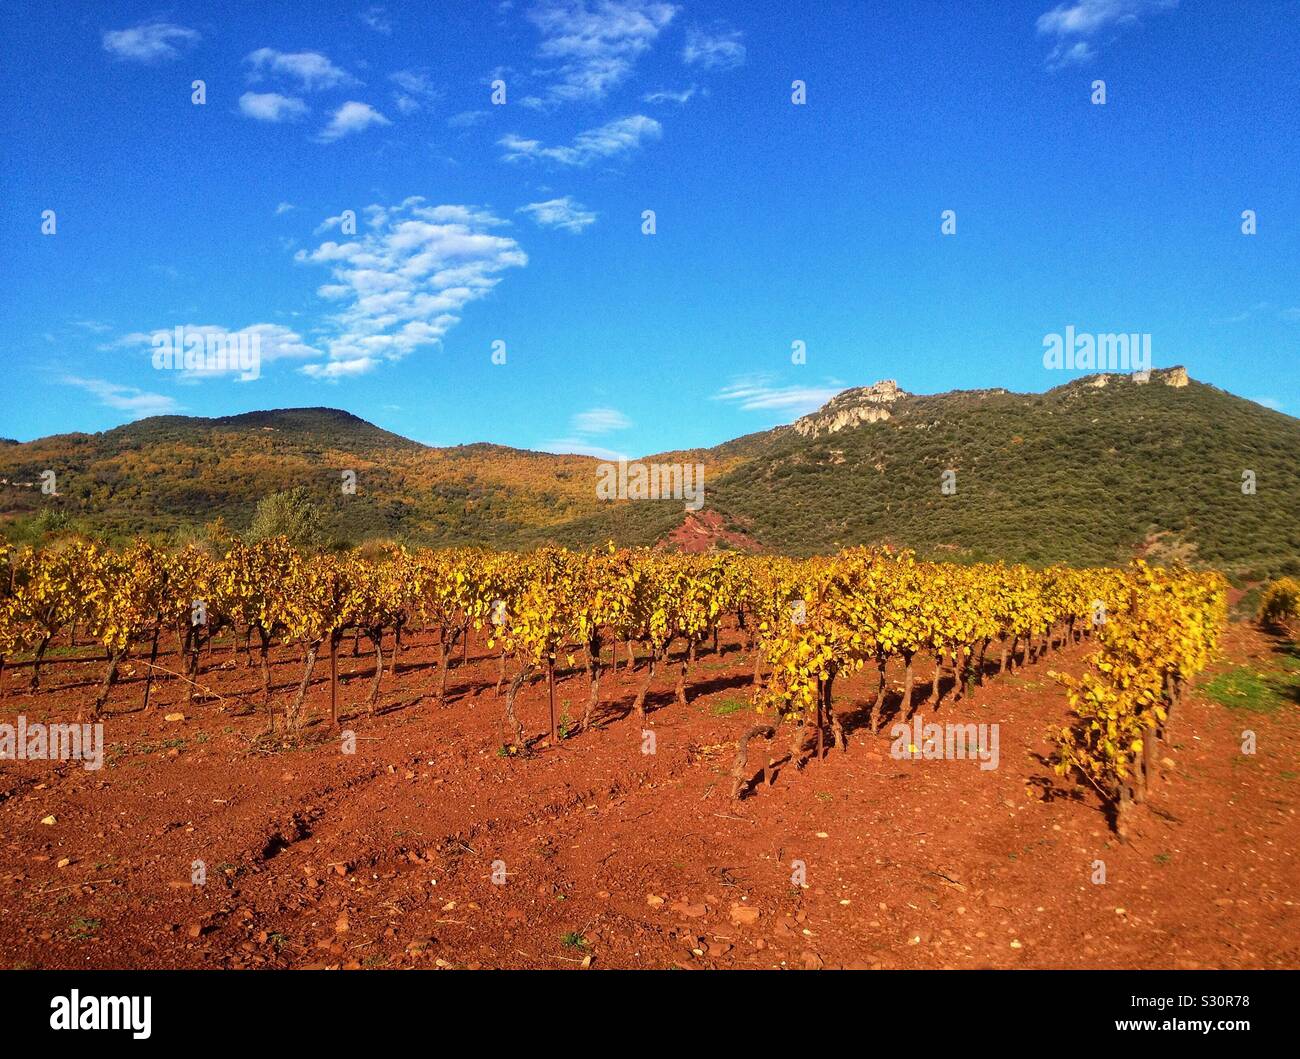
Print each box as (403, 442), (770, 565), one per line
(659, 510), (762, 554)
(0, 620), (1296, 970)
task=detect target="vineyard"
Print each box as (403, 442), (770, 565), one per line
(0, 538), (1227, 832)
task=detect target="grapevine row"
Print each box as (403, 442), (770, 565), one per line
(0, 539), (1226, 828)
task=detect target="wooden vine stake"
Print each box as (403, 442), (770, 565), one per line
(548, 658), (558, 745)
(329, 632), (339, 726)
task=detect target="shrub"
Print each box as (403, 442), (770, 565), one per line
(1257, 577), (1300, 630)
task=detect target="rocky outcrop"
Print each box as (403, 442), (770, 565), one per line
(1075, 365), (1190, 390)
(792, 380), (907, 437)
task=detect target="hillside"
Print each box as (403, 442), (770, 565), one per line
(1, 372), (1296, 574)
(0, 407), (602, 546)
(703, 368), (1300, 571)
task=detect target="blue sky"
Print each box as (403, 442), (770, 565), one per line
(2, 0), (1297, 456)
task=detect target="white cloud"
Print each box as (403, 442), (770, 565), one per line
(302, 357), (382, 380)
(449, 110), (489, 127)
(1214, 301), (1270, 324)
(571, 407), (630, 433)
(294, 197), (527, 378)
(682, 25), (746, 70)
(1047, 40), (1096, 66)
(239, 92), (309, 122)
(390, 69), (440, 114)
(360, 6), (393, 34)
(109, 324), (320, 380)
(713, 376), (839, 416)
(540, 405), (632, 458)
(314, 211), (352, 235)
(642, 85), (697, 104)
(500, 114), (661, 166)
(390, 70), (433, 95)
(102, 21), (199, 62)
(245, 48), (359, 91)
(518, 196), (597, 232)
(1038, 0), (1168, 36)
(1251, 396), (1284, 411)
(365, 201), (508, 229)
(62, 376), (179, 418)
(538, 437), (628, 460)
(275, 201), (296, 215)
(1036, 1), (1178, 69)
(524, 0), (679, 106)
(318, 101), (392, 142)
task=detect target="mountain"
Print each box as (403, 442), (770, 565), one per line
(0, 407), (601, 547)
(706, 367), (1300, 571)
(2, 372), (1297, 575)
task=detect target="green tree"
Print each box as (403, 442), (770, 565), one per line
(248, 488), (323, 549)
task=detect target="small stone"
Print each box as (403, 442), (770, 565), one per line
(41, 815), (57, 826)
(164, 713), (185, 722)
(729, 903), (759, 926)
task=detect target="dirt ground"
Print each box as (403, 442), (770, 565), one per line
(1, 619), (1296, 970)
